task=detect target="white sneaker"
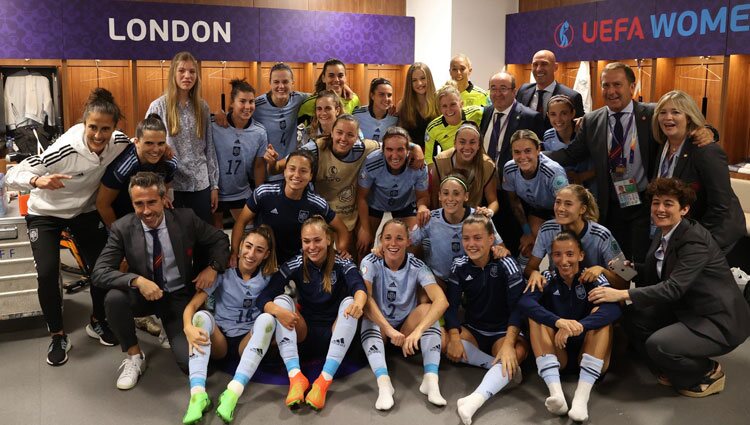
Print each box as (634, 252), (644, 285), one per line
(116, 354), (146, 390)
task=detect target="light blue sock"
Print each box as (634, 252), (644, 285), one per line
(188, 310), (214, 393)
(420, 321), (442, 375)
(361, 318), (388, 378)
(461, 340), (495, 369)
(228, 313), (276, 397)
(474, 363), (511, 400)
(322, 297), (358, 379)
(536, 354), (561, 385)
(273, 295), (300, 375)
(579, 353), (604, 384)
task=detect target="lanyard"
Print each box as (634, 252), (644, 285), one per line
(494, 102), (513, 137)
(608, 113), (636, 164)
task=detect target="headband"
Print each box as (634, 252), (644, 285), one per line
(441, 175), (468, 192)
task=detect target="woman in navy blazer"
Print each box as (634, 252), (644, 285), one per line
(651, 90), (745, 253)
(589, 178), (750, 398)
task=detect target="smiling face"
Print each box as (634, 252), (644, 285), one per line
(439, 93), (462, 125)
(284, 155), (313, 192)
(547, 101), (574, 135)
(531, 50), (557, 88)
(454, 127), (480, 163)
(449, 57), (471, 84)
(238, 233), (270, 276)
(383, 135), (409, 170)
(439, 179), (469, 215)
(511, 138), (540, 175)
(83, 111), (116, 155)
(331, 119), (359, 156)
(489, 73), (516, 111)
(550, 239), (584, 282)
(411, 68), (428, 96)
(134, 130), (167, 165)
(175, 60), (197, 92)
(657, 100), (688, 143)
(315, 96), (341, 132)
(651, 194), (689, 231)
(231, 90), (256, 122)
(131, 185), (166, 229)
(601, 68), (635, 113)
(301, 223), (331, 266)
(380, 221), (409, 266)
(461, 222), (493, 264)
(371, 83), (394, 114)
(554, 188), (586, 227)
(324, 63), (346, 95)
(270, 68), (293, 104)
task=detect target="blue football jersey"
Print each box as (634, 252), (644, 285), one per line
(502, 154), (568, 210)
(254, 92), (308, 181)
(532, 220), (623, 269)
(358, 149), (429, 212)
(203, 268), (271, 337)
(352, 106), (398, 143)
(212, 116), (268, 201)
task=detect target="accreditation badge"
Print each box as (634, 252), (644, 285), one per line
(612, 177), (641, 208)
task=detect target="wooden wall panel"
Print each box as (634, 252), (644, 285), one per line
(253, 0), (309, 8)
(519, 0), (601, 12)
(672, 56), (724, 127)
(364, 65), (405, 109)
(200, 61), (256, 113)
(148, 0), (407, 15)
(135, 60), (170, 124)
(64, 60), (135, 136)
(722, 55), (750, 163)
(257, 62), (311, 94)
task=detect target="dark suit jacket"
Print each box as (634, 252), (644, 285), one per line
(655, 140), (746, 251)
(547, 102), (659, 223)
(479, 102), (544, 172)
(516, 81), (585, 130)
(92, 208), (230, 291)
(630, 219), (750, 347)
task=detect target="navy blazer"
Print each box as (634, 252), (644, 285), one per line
(630, 219), (750, 348)
(516, 81), (585, 130)
(655, 140), (745, 251)
(92, 208), (230, 291)
(479, 102), (544, 173)
(547, 102), (659, 223)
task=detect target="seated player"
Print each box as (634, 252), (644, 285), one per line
(360, 219), (448, 410)
(445, 214), (528, 425)
(519, 231), (621, 422)
(182, 226), (277, 424)
(257, 216), (368, 411)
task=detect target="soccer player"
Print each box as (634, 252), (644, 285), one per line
(542, 95), (594, 187)
(525, 184), (627, 291)
(360, 219), (448, 410)
(97, 113), (178, 228)
(248, 63), (309, 182)
(450, 54), (490, 107)
(502, 129), (568, 259)
(211, 79), (268, 228)
(446, 214), (528, 425)
(230, 149), (350, 264)
(298, 58), (359, 126)
(353, 78), (398, 142)
(258, 216), (368, 411)
(424, 82), (483, 164)
(182, 226), (278, 424)
(519, 231), (620, 422)
(356, 127), (430, 258)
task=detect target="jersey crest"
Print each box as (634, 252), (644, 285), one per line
(298, 210), (310, 222)
(575, 284), (587, 300)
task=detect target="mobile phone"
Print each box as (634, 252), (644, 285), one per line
(608, 252), (637, 281)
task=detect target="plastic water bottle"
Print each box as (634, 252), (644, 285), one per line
(0, 175), (6, 218)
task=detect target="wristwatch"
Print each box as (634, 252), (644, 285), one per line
(209, 260), (222, 273)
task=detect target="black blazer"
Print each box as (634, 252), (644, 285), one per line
(630, 219), (750, 348)
(479, 102), (544, 172)
(516, 81), (585, 130)
(547, 102), (659, 223)
(92, 208), (230, 290)
(655, 140), (746, 251)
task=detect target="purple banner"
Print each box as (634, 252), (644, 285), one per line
(506, 0), (748, 63)
(0, 0), (63, 58)
(0, 0), (415, 64)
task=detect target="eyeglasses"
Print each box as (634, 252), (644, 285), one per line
(490, 86), (514, 94)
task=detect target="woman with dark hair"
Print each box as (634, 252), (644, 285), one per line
(652, 89), (745, 253)
(297, 58), (359, 126)
(589, 178), (750, 398)
(147, 51), (218, 223)
(352, 78), (398, 142)
(398, 62), (440, 149)
(5, 87), (130, 365)
(543, 95), (594, 188)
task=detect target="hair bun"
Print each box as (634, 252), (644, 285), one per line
(89, 87), (115, 104)
(146, 113), (162, 121)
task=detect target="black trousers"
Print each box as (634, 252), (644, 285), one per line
(605, 197), (651, 263)
(493, 190), (523, 257)
(104, 286), (192, 373)
(26, 211), (108, 333)
(173, 187), (212, 224)
(625, 304), (734, 389)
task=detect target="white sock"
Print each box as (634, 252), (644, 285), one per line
(188, 311), (214, 395)
(569, 381), (594, 422)
(375, 375), (395, 411)
(545, 382), (568, 415)
(419, 373), (446, 406)
(456, 392), (486, 425)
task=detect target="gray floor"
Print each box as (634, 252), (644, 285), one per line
(2, 280), (750, 425)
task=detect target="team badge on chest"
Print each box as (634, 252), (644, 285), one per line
(387, 290), (397, 302)
(298, 210), (310, 222)
(575, 284), (587, 300)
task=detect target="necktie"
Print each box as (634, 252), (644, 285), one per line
(148, 229), (164, 288)
(608, 112), (625, 171)
(536, 90), (545, 114)
(660, 149), (676, 177)
(655, 237), (666, 278)
(487, 112), (504, 161)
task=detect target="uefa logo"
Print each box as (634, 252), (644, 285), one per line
(554, 21), (573, 48)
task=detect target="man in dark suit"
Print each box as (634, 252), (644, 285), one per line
(92, 172), (229, 390)
(516, 50), (585, 130)
(479, 71), (544, 255)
